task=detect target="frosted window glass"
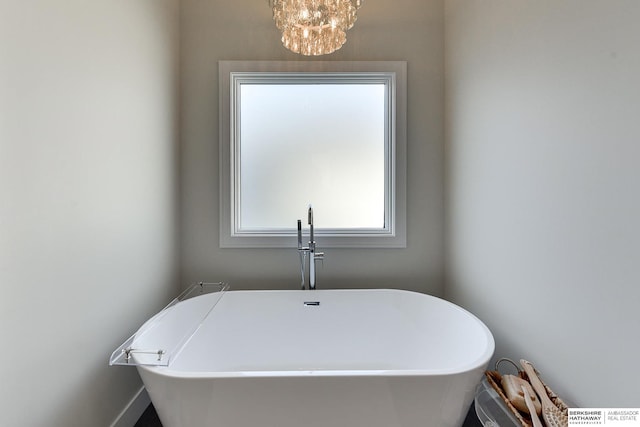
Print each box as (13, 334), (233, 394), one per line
(239, 84), (385, 230)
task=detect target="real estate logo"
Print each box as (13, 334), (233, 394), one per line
(569, 409), (640, 426)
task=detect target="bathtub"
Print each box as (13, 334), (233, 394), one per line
(133, 288), (494, 427)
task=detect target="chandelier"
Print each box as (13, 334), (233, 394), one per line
(270, 0), (363, 56)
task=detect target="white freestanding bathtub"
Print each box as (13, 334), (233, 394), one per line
(131, 288), (494, 427)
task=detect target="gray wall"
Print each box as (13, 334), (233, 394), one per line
(0, 1), (180, 425)
(179, 0), (446, 294)
(445, 0), (640, 406)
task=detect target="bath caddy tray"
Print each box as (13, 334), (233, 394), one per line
(109, 282), (229, 367)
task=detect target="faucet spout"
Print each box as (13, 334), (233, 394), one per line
(297, 205), (324, 290)
(308, 205), (314, 249)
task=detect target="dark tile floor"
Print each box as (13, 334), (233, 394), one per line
(134, 402), (483, 427)
(134, 404), (162, 427)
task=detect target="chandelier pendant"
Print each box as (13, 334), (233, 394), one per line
(270, 0), (363, 56)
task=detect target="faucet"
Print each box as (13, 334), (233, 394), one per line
(297, 205), (324, 290)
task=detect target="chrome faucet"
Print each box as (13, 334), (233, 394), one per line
(297, 205), (324, 290)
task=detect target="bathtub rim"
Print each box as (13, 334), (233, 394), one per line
(136, 288), (495, 379)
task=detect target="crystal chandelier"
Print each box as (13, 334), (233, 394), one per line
(270, 0), (363, 56)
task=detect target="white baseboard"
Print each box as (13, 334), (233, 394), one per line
(110, 386), (151, 427)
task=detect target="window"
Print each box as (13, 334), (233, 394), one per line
(219, 61), (406, 248)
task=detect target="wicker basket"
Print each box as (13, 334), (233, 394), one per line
(485, 359), (569, 427)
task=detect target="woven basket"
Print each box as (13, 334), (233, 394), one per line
(485, 359), (569, 427)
